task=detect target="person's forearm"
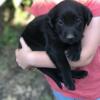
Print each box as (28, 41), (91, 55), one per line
(30, 51), (56, 68)
(29, 50), (94, 69)
(68, 48), (95, 68)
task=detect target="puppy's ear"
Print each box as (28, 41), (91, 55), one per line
(47, 16), (54, 28)
(83, 7), (93, 25)
(47, 5), (58, 28)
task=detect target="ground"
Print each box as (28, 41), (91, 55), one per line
(0, 29), (54, 100)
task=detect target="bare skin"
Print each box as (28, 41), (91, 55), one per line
(15, 17), (100, 70)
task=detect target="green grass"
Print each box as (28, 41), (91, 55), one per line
(0, 25), (22, 48)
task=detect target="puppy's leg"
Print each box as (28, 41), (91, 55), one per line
(47, 47), (75, 90)
(39, 68), (62, 88)
(71, 70), (88, 79)
(66, 43), (88, 78)
(66, 43), (81, 61)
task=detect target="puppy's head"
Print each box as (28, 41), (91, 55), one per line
(48, 0), (93, 44)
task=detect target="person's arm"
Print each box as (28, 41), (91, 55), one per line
(15, 17), (100, 69)
(15, 38), (55, 69)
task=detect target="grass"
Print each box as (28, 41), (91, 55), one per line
(0, 25), (20, 47)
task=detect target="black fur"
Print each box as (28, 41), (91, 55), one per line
(19, 0), (92, 90)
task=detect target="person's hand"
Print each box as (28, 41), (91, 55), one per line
(15, 37), (33, 70)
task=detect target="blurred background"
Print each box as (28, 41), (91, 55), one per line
(0, 0), (59, 100)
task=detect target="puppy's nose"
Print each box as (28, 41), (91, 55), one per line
(66, 34), (75, 40)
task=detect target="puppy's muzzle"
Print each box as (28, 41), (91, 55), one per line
(66, 34), (75, 40)
(64, 34), (76, 44)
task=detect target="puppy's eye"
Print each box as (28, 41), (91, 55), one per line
(58, 20), (64, 25)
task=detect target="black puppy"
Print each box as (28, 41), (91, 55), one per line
(19, 0), (92, 90)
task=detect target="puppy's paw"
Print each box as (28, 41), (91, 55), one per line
(72, 70), (88, 79)
(66, 80), (75, 90)
(56, 81), (62, 89)
(66, 49), (81, 61)
(63, 78), (75, 90)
